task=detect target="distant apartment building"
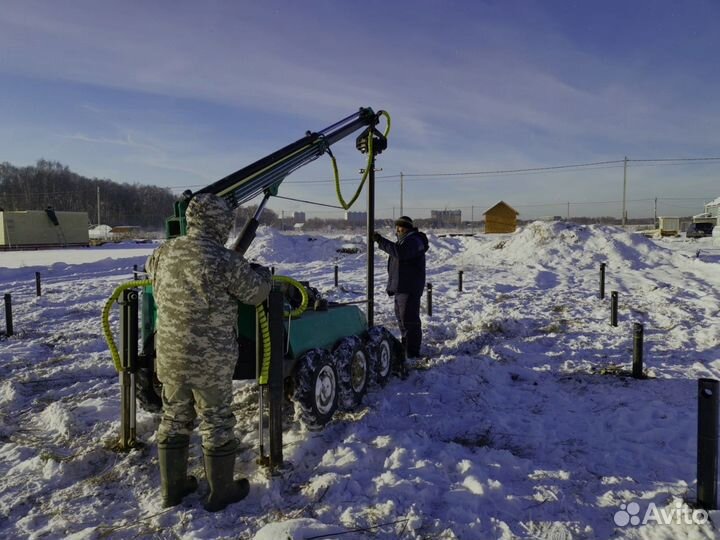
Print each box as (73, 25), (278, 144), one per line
(431, 209), (462, 227)
(345, 211), (367, 226)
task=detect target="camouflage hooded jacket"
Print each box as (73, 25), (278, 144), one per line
(146, 193), (271, 386)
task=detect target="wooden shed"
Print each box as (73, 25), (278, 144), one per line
(483, 201), (519, 234)
(0, 209), (89, 248)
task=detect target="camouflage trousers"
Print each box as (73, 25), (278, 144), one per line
(157, 378), (237, 451)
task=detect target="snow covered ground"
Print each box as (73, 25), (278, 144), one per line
(1, 222), (719, 539)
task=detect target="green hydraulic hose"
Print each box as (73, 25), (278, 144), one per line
(332, 110), (391, 210)
(257, 274), (309, 384)
(102, 279), (151, 372)
(103, 275), (309, 386)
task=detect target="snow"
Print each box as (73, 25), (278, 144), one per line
(1, 223), (719, 539)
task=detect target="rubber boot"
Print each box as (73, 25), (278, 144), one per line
(158, 435), (198, 508)
(203, 440), (250, 512)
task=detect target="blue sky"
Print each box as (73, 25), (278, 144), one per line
(1, 0), (719, 220)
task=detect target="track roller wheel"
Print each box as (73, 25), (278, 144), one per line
(333, 335), (370, 410)
(367, 326), (402, 385)
(293, 348), (338, 430)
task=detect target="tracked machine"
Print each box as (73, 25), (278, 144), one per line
(103, 108), (404, 468)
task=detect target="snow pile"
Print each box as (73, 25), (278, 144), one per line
(462, 221), (671, 271)
(244, 227), (367, 264)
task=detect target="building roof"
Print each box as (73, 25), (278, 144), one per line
(483, 201), (519, 216)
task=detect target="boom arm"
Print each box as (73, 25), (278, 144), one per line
(168, 107), (385, 254)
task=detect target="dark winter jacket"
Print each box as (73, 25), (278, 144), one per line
(376, 229), (429, 296)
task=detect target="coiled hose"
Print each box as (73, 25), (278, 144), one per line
(102, 279), (151, 372)
(102, 275), (309, 386)
(332, 110), (391, 210)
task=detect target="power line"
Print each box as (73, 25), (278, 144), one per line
(630, 157), (720, 163)
(273, 194), (343, 209)
(283, 156), (720, 185)
(399, 159), (624, 178)
(153, 156), (720, 191)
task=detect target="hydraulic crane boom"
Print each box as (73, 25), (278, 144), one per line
(166, 107), (387, 254)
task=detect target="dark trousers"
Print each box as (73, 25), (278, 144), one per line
(394, 292), (422, 357)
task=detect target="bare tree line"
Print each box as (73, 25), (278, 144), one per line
(0, 160), (177, 229)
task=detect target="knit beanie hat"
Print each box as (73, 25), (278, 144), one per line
(394, 216), (414, 229)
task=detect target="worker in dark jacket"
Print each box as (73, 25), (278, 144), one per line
(146, 193), (271, 512)
(373, 216), (429, 358)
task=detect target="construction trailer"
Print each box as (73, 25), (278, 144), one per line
(0, 208), (89, 249)
(658, 216), (681, 237)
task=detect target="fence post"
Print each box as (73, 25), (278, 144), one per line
(35, 272), (42, 297)
(426, 282), (433, 317)
(632, 323), (644, 378)
(697, 378), (719, 510)
(610, 291), (618, 327)
(3, 294), (13, 336)
(458, 270), (464, 292)
(599, 263), (606, 299)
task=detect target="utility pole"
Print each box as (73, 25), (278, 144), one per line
(567, 201), (570, 221)
(621, 156), (628, 227)
(654, 197), (658, 228)
(471, 205), (474, 233)
(367, 157), (376, 328)
(97, 186), (101, 225)
(400, 171), (404, 217)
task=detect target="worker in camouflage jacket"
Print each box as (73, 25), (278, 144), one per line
(146, 193), (271, 512)
(373, 216), (430, 359)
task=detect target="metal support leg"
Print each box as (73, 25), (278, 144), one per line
(3, 293), (13, 337)
(268, 290), (284, 469)
(698, 378), (719, 510)
(119, 289), (139, 450)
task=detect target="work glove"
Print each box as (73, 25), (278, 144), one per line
(372, 232), (382, 243)
(250, 262), (272, 282)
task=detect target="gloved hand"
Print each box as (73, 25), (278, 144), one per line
(250, 262), (272, 282)
(372, 232), (382, 243)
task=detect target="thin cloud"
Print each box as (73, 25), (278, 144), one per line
(64, 133), (163, 154)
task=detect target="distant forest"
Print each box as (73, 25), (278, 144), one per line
(0, 160), (177, 229)
(0, 160), (671, 233)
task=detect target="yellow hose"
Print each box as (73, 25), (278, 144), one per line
(332, 111), (391, 210)
(273, 274), (309, 319)
(256, 274), (309, 384)
(103, 275), (310, 386)
(256, 304), (271, 384)
(102, 280), (151, 372)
